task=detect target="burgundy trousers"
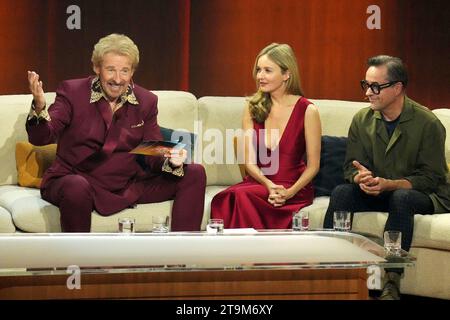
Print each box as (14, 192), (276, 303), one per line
(42, 164), (206, 232)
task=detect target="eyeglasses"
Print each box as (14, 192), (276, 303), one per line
(360, 80), (400, 95)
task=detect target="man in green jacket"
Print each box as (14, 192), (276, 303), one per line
(323, 55), (450, 300)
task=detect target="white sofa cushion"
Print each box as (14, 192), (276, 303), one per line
(8, 194), (62, 233)
(204, 185), (228, 229)
(412, 213), (450, 251)
(0, 185), (42, 209)
(197, 97), (247, 186)
(432, 108), (450, 160)
(91, 202), (174, 233)
(309, 99), (367, 137)
(402, 247), (450, 299)
(0, 206), (15, 233)
(153, 90), (198, 133)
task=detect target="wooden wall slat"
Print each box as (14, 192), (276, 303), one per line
(189, 0), (449, 109)
(0, 1), (448, 108)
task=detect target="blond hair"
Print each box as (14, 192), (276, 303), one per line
(91, 34), (139, 70)
(248, 43), (303, 123)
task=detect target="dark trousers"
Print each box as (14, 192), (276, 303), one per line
(323, 184), (434, 274)
(43, 164), (206, 232)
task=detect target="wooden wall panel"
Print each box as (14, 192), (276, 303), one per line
(400, 1), (450, 108)
(0, 1), (448, 109)
(0, 0), (190, 94)
(0, 1), (49, 94)
(190, 0), (449, 109)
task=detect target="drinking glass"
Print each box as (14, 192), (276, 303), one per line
(152, 215), (169, 233)
(384, 231), (402, 256)
(206, 218), (224, 234)
(293, 210), (309, 231)
(118, 217), (135, 234)
(333, 211), (351, 231)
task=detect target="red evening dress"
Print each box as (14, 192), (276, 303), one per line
(210, 97), (314, 229)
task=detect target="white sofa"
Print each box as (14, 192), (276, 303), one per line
(0, 91), (449, 299)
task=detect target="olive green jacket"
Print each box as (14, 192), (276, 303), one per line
(344, 96), (450, 212)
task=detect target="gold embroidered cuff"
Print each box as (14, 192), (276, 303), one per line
(162, 158), (184, 177)
(27, 104), (51, 123)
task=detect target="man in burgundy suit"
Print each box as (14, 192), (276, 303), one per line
(26, 33), (206, 232)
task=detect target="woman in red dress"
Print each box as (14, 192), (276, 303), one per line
(211, 43), (322, 229)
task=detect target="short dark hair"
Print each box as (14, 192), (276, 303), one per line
(367, 55), (408, 87)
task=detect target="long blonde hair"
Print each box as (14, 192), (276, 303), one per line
(248, 43), (303, 123)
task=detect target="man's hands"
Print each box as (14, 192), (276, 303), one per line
(27, 71), (46, 113)
(267, 183), (294, 207)
(353, 160), (391, 196)
(165, 148), (187, 168)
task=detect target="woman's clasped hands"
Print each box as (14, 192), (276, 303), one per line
(267, 183), (293, 207)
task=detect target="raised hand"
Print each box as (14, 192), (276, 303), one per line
(352, 160), (375, 186)
(27, 71), (46, 112)
(353, 160), (391, 195)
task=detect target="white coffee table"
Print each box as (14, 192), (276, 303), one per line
(0, 230), (414, 300)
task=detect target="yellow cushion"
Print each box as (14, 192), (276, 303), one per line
(15, 142), (57, 188)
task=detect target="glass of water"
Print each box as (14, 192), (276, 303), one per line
(118, 217), (135, 234)
(206, 218), (224, 234)
(152, 215), (169, 233)
(333, 211), (351, 231)
(384, 231), (402, 256)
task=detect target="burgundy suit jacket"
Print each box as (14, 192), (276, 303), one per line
(26, 77), (165, 215)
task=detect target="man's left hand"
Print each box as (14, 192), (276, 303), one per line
(359, 177), (390, 196)
(165, 148), (187, 168)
